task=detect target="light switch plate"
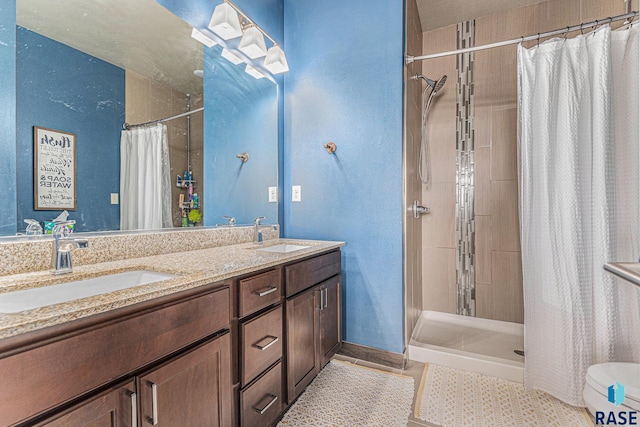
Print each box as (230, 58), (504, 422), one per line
(268, 186), (277, 203)
(292, 185), (301, 202)
(110, 193), (119, 205)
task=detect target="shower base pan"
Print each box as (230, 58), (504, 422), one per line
(408, 310), (524, 383)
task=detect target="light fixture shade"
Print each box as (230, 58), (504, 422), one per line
(263, 45), (289, 74)
(221, 48), (244, 65)
(245, 64), (265, 79)
(208, 3), (242, 40)
(238, 26), (267, 59)
(191, 28), (217, 48)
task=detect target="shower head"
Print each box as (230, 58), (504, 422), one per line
(413, 74), (447, 92)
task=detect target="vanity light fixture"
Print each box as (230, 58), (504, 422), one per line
(208, 2), (242, 40)
(245, 64), (265, 79)
(238, 25), (267, 59)
(221, 48), (244, 65)
(263, 45), (289, 74)
(203, 0), (290, 77)
(191, 28), (217, 48)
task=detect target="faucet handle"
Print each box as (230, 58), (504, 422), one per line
(254, 216), (267, 226)
(222, 216), (236, 226)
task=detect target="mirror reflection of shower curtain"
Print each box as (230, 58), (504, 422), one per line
(120, 123), (172, 230)
(518, 25), (640, 406)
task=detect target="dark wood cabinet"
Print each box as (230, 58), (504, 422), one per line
(138, 333), (232, 427)
(240, 362), (283, 427)
(285, 285), (319, 403)
(36, 381), (136, 427)
(284, 250), (342, 404)
(318, 275), (341, 368)
(1, 247), (342, 427)
(241, 305), (283, 386)
(1, 283), (232, 427)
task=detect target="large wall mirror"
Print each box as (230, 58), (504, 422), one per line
(2, 0), (278, 236)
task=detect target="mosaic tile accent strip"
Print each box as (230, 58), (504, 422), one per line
(455, 20), (476, 316)
(416, 364), (593, 427)
(278, 360), (415, 427)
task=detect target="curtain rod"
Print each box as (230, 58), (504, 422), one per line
(406, 10), (638, 63)
(123, 107), (204, 130)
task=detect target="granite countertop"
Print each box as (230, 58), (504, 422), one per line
(0, 238), (344, 340)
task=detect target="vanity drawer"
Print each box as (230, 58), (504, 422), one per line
(285, 250), (341, 297)
(239, 269), (282, 317)
(241, 305), (283, 386)
(241, 361), (283, 427)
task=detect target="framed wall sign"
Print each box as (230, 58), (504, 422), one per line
(33, 126), (77, 210)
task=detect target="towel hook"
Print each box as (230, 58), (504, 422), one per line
(236, 152), (249, 163)
(324, 142), (337, 154)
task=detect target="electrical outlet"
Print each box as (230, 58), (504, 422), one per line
(269, 186), (277, 203)
(110, 193), (119, 205)
(292, 185), (301, 202)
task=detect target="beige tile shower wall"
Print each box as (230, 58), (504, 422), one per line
(420, 0), (632, 323)
(420, 24), (458, 315)
(404, 0), (424, 346)
(125, 71), (204, 228)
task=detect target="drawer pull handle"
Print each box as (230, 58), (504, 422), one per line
(254, 394), (278, 415)
(254, 335), (279, 351)
(127, 391), (138, 427)
(147, 381), (158, 425)
(323, 288), (328, 309)
(255, 286), (278, 297)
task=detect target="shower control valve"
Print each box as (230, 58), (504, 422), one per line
(412, 200), (431, 218)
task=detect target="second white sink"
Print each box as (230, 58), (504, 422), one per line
(256, 244), (310, 254)
(0, 270), (175, 313)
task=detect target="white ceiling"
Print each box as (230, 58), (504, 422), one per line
(417, 0), (546, 31)
(17, 0), (203, 96)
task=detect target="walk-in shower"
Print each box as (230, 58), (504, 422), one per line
(404, 11), (524, 383)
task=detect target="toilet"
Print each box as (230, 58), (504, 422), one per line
(583, 363), (640, 416)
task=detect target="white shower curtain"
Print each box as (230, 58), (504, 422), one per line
(518, 25), (640, 406)
(120, 123), (172, 230)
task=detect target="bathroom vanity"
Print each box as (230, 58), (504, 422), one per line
(0, 231), (343, 426)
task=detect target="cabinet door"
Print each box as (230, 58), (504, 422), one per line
(138, 333), (232, 427)
(38, 381), (136, 427)
(285, 286), (319, 404)
(319, 275), (342, 367)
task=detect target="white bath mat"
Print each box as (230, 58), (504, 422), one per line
(416, 363), (594, 427)
(278, 360), (415, 426)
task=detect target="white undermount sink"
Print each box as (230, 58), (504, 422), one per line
(0, 270), (175, 313)
(256, 244), (310, 254)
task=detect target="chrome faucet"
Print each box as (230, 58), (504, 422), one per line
(52, 221), (89, 275)
(254, 216), (267, 244)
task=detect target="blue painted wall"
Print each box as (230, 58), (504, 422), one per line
(16, 28), (124, 232)
(203, 45), (278, 225)
(0, 0), (16, 235)
(156, 0), (285, 229)
(283, 0), (405, 353)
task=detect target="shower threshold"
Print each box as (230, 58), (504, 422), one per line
(408, 310), (524, 383)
